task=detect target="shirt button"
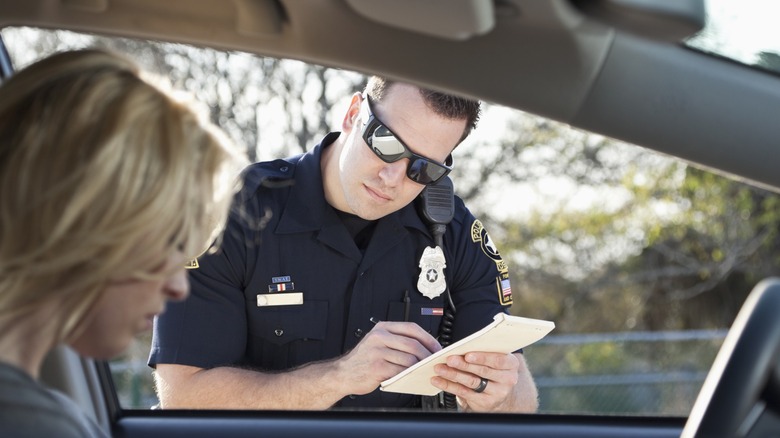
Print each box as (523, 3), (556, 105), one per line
(349, 395), (357, 399)
(274, 329), (284, 337)
(280, 166), (289, 172)
(354, 328), (364, 338)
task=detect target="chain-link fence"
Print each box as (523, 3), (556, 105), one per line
(527, 330), (727, 416)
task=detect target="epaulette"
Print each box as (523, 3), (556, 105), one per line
(240, 156), (301, 196)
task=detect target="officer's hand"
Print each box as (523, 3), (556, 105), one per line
(336, 321), (441, 396)
(430, 351), (538, 413)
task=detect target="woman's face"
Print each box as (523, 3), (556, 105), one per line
(68, 251), (190, 359)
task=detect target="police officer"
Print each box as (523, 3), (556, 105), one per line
(150, 77), (539, 412)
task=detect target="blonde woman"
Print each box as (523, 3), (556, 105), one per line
(0, 49), (244, 436)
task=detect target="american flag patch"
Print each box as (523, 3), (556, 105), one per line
(268, 282), (295, 292)
(501, 278), (512, 297)
(421, 307), (444, 316)
(497, 273), (513, 305)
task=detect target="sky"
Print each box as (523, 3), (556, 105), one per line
(688, 0), (780, 66)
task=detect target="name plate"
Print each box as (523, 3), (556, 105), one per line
(257, 292), (304, 307)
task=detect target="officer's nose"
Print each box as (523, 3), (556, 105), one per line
(378, 159), (408, 187)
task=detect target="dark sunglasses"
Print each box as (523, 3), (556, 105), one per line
(360, 94), (453, 185)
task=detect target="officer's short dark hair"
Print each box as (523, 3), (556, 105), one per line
(365, 76), (481, 144)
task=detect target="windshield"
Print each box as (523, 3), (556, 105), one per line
(1, 21), (776, 418)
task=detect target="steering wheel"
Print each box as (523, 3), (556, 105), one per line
(681, 278), (780, 437)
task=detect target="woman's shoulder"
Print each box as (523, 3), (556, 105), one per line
(0, 362), (107, 437)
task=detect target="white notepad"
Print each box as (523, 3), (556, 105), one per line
(380, 313), (555, 396)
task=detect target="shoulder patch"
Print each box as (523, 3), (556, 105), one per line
(470, 219), (508, 274)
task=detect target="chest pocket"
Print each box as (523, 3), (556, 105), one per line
(247, 299), (329, 370)
(386, 299), (444, 335)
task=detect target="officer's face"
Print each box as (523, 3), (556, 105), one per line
(337, 83), (466, 220)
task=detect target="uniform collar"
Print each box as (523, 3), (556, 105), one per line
(275, 133), (339, 234)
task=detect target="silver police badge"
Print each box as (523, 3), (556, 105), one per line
(417, 246), (447, 299)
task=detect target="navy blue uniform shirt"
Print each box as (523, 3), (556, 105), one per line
(150, 133), (514, 408)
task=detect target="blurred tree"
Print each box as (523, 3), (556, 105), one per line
(91, 38), (364, 162)
(485, 113), (780, 331)
(625, 168), (780, 330)
(3, 27), (365, 163)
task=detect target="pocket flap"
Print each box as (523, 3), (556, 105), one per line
(249, 299), (328, 346)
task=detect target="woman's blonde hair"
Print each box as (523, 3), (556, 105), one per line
(0, 49), (244, 341)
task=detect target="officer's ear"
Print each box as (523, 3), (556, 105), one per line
(341, 92), (362, 132)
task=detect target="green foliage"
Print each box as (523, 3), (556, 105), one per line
(492, 118), (780, 333)
(564, 342), (625, 374)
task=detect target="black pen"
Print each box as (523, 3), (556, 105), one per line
(403, 290), (410, 322)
